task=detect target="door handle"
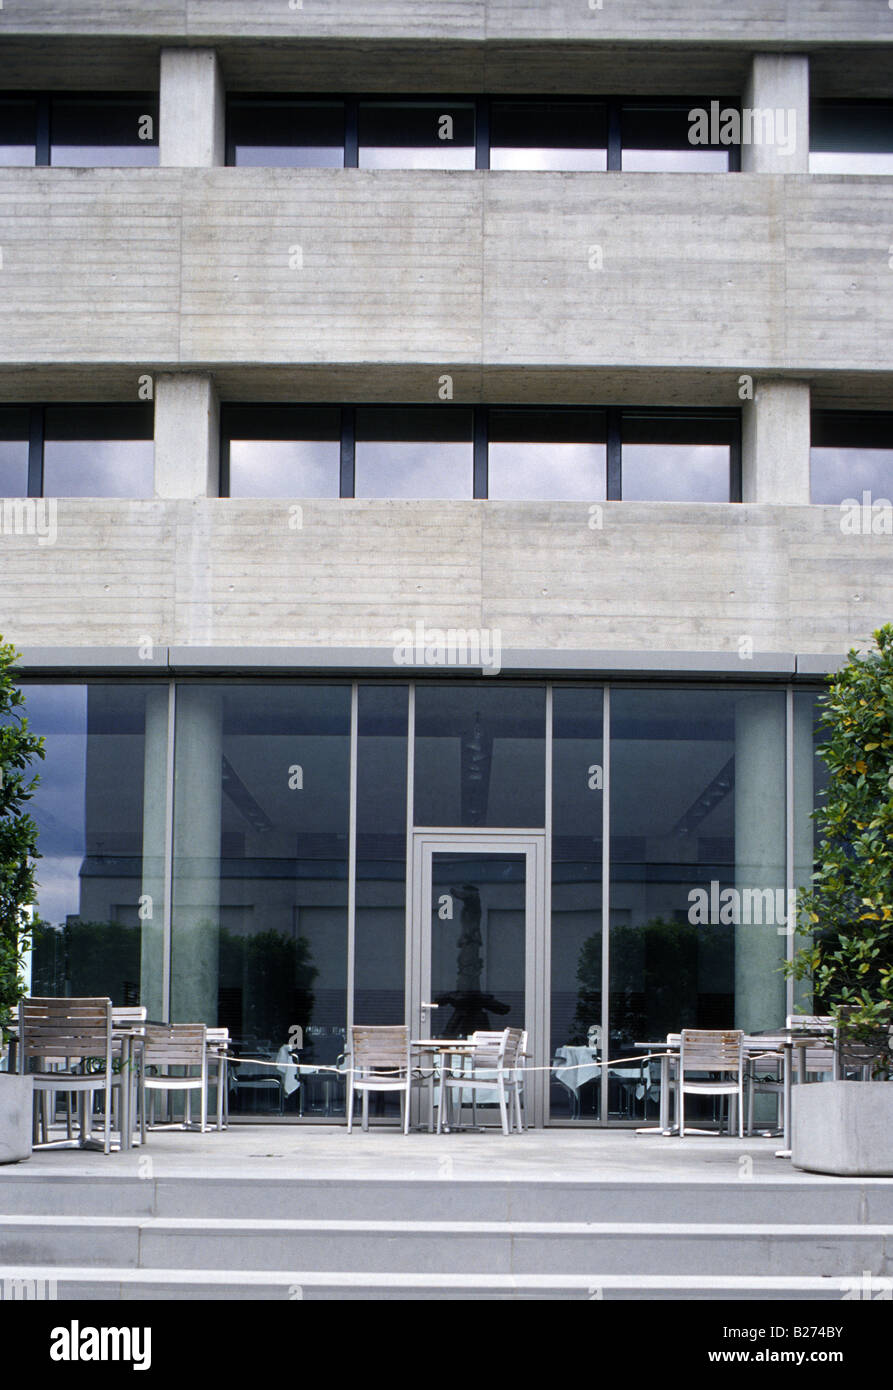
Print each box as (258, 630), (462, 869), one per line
(420, 1002), (439, 1011)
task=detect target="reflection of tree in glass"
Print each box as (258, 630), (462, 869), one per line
(31, 918), (140, 1001)
(219, 927), (317, 1053)
(569, 918), (702, 1046)
(435, 884), (510, 1036)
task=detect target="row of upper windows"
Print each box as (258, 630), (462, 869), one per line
(0, 404), (889, 504)
(1, 95), (893, 173)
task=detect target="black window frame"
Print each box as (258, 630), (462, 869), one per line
(0, 92), (159, 167)
(220, 403), (742, 502)
(2, 404), (155, 497)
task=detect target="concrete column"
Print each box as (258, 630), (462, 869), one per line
(153, 374), (220, 498)
(139, 687), (169, 1020)
(171, 688), (223, 1026)
(159, 48), (225, 167)
(734, 693), (787, 1033)
(741, 378), (811, 504)
(741, 53), (809, 173)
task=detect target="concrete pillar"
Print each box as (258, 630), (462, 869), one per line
(741, 378), (811, 504)
(734, 693), (787, 1033)
(139, 687), (169, 1020)
(171, 688), (223, 1026)
(159, 49), (225, 167)
(153, 374), (220, 498)
(741, 53), (809, 173)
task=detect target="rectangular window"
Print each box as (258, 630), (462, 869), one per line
(354, 407), (474, 498)
(223, 406), (342, 498)
(620, 412), (739, 501)
(50, 97), (159, 167)
(42, 405), (154, 497)
(810, 101), (893, 175)
(0, 408), (31, 495)
(358, 101), (475, 170)
(811, 411), (893, 504)
(490, 101), (607, 171)
(0, 99), (37, 166)
(621, 103), (734, 171)
(227, 100), (345, 168)
(488, 409), (607, 500)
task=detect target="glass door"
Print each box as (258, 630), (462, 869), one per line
(409, 831), (546, 1125)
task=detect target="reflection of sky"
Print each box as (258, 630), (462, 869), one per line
(229, 440), (340, 497)
(621, 445), (729, 501)
(0, 440), (29, 494)
(42, 440), (155, 497)
(811, 448), (893, 504)
(0, 144), (34, 165)
(359, 146), (475, 169)
(488, 443), (606, 500)
(355, 442), (473, 498)
(809, 153), (893, 175)
(21, 687), (89, 927)
(50, 144), (158, 167)
(621, 149), (729, 171)
(233, 145), (343, 168)
(490, 147), (607, 171)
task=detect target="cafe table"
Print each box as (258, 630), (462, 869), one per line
(410, 1038), (478, 1133)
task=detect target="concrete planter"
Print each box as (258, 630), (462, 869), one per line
(792, 1080), (893, 1176)
(0, 1073), (33, 1164)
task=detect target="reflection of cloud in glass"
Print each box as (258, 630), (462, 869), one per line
(355, 443), (473, 498)
(34, 855), (85, 928)
(229, 440), (341, 497)
(621, 149), (729, 171)
(359, 147), (475, 170)
(810, 447), (893, 504)
(0, 440), (29, 493)
(51, 145), (158, 168)
(0, 144), (34, 165)
(488, 443), (606, 500)
(809, 153), (893, 175)
(233, 145), (343, 168)
(622, 445), (730, 501)
(42, 440), (154, 497)
(489, 148), (607, 171)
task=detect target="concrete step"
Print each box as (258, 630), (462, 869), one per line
(2, 1214), (892, 1277)
(1, 1264), (884, 1301)
(1, 1172), (891, 1225)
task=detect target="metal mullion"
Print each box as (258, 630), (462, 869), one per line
(161, 680), (177, 1023)
(473, 407), (488, 498)
(475, 97), (489, 170)
(731, 416), (743, 502)
(36, 96), (50, 167)
(346, 683), (358, 1045)
(606, 407), (622, 500)
(542, 685), (553, 1128)
(340, 407), (356, 497)
(785, 686), (795, 1023)
(404, 685), (416, 1035)
(344, 100), (358, 168)
(607, 99), (622, 171)
(27, 408), (44, 498)
(600, 686), (611, 1126)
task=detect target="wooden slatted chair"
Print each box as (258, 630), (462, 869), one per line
(18, 996), (123, 1154)
(346, 1025), (412, 1134)
(141, 1023), (209, 1136)
(437, 1027), (525, 1136)
(677, 1029), (745, 1138)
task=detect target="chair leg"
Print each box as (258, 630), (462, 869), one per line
(347, 1083), (354, 1133)
(497, 1081), (509, 1136)
(678, 1085), (685, 1138)
(361, 1089), (369, 1133)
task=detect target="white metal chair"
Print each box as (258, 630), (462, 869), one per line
(141, 1023), (209, 1135)
(18, 996), (126, 1155)
(437, 1027), (525, 1136)
(346, 1025), (412, 1134)
(676, 1028), (745, 1138)
(786, 1014), (838, 1083)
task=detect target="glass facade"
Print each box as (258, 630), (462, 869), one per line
(810, 101), (893, 175)
(19, 676), (821, 1124)
(811, 411), (893, 505)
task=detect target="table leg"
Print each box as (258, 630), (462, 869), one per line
(776, 1042), (793, 1158)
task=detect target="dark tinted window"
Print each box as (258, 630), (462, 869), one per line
(50, 98), (159, 167)
(811, 411), (893, 503)
(621, 412), (737, 501)
(359, 101), (475, 169)
(622, 102), (732, 171)
(810, 101), (893, 174)
(228, 101), (345, 167)
(0, 99), (36, 166)
(43, 405), (154, 496)
(0, 408), (30, 494)
(490, 101), (607, 171)
(224, 406), (342, 497)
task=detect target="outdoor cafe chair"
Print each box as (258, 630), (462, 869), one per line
(677, 1028), (745, 1138)
(437, 1027), (525, 1136)
(346, 1025), (412, 1134)
(18, 996), (125, 1155)
(141, 1022), (210, 1136)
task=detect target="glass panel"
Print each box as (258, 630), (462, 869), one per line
(810, 102), (893, 174)
(609, 688), (787, 1125)
(414, 684), (546, 828)
(621, 412), (736, 501)
(622, 103), (732, 171)
(488, 409), (607, 500)
(792, 691), (830, 1019)
(810, 411), (893, 505)
(0, 99), (36, 166)
(228, 101), (345, 167)
(355, 407), (474, 499)
(359, 101), (475, 169)
(550, 687), (604, 1123)
(490, 101), (607, 171)
(43, 405), (154, 497)
(23, 684), (169, 1011)
(171, 684), (351, 1119)
(355, 685), (408, 1030)
(0, 407), (31, 495)
(431, 853), (526, 1044)
(50, 98), (159, 167)
(224, 406), (342, 498)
